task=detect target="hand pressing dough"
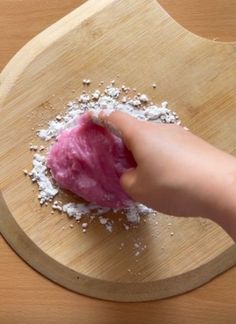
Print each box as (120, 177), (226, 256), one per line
(47, 113), (136, 208)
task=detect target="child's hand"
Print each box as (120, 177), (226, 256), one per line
(92, 111), (236, 239)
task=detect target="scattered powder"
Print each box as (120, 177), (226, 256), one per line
(105, 222), (113, 233)
(79, 94), (90, 103)
(26, 81), (182, 233)
(125, 203), (155, 223)
(29, 144), (38, 151)
(133, 239), (147, 257)
(99, 216), (108, 225)
(97, 216), (113, 232)
(82, 223), (88, 229)
(28, 154), (58, 204)
(105, 85), (120, 98)
(139, 94), (149, 103)
(123, 224), (130, 231)
(92, 90), (101, 100)
(62, 202), (109, 221)
(37, 84), (178, 141)
(83, 79), (91, 86)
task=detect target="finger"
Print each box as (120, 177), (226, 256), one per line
(90, 110), (140, 149)
(120, 168), (137, 196)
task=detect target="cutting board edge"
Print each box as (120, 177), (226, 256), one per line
(1, 191), (235, 302)
(157, 0), (236, 45)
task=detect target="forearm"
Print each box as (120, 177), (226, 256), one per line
(213, 207), (236, 241)
(207, 187), (236, 241)
(198, 160), (236, 241)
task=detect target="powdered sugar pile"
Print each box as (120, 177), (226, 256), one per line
(37, 84), (179, 141)
(25, 81), (181, 233)
(28, 154), (58, 204)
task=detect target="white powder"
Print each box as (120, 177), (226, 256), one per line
(37, 84), (178, 141)
(133, 239), (147, 257)
(99, 216), (108, 225)
(123, 224), (130, 231)
(139, 94), (149, 103)
(79, 94), (90, 103)
(52, 200), (63, 211)
(105, 222), (113, 232)
(82, 222), (88, 229)
(62, 202), (110, 221)
(27, 82), (181, 233)
(105, 85), (120, 98)
(92, 90), (101, 100)
(28, 154), (59, 204)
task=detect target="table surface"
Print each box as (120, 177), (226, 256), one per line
(0, 1), (236, 323)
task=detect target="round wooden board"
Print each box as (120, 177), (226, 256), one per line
(0, 0), (236, 302)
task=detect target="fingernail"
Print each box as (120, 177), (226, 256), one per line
(90, 111), (104, 126)
(106, 122), (122, 139)
(90, 112), (122, 138)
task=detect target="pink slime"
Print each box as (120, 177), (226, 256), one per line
(47, 113), (136, 208)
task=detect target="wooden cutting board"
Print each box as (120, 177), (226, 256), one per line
(0, 0), (236, 302)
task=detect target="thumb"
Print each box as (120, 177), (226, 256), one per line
(90, 110), (140, 149)
(120, 168), (137, 196)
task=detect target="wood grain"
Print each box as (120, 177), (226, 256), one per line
(1, 0), (236, 301)
(1, 0), (236, 322)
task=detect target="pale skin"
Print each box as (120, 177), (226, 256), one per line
(91, 111), (236, 240)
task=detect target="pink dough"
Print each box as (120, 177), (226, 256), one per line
(47, 113), (136, 208)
